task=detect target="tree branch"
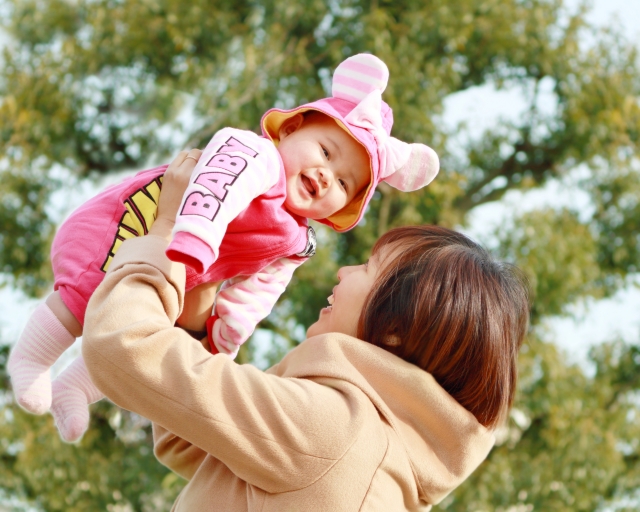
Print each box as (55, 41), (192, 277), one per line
(184, 37), (303, 149)
(454, 138), (560, 214)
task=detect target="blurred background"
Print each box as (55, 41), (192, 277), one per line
(1, 0), (639, 510)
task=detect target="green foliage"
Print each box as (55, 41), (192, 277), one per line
(0, 0), (639, 509)
(440, 336), (640, 511)
(0, 346), (185, 511)
(0, 172), (55, 296)
(590, 167), (640, 289)
(494, 208), (603, 321)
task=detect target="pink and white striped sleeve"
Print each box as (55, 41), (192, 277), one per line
(209, 256), (306, 357)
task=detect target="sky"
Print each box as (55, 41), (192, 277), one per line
(445, 78), (640, 368)
(447, 0), (640, 368)
(0, 0), (639, 373)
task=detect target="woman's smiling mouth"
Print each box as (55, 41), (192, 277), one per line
(327, 293), (334, 310)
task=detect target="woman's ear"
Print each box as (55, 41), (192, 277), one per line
(278, 114), (304, 140)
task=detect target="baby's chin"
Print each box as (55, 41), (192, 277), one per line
(283, 201), (334, 221)
(282, 194), (303, 217)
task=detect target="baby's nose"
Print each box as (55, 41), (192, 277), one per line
(318, 168), (333, 187)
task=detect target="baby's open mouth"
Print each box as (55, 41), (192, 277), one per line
(301, 175), (316, 196)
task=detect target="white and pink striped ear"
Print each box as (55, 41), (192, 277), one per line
(382, 139), (440, 192)
(332, 54), (389, 103)
(332, 53), (440, 193)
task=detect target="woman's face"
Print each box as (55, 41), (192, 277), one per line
(306, 243), (396, 339)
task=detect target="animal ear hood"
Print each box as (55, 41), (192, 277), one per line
(261, 54), (439, 232)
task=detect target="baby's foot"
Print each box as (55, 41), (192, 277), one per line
(8, 303), (75, 414)
(8, 353), (52, 415)
(51, 357), (104, 442)
(51, 381), (91, 442)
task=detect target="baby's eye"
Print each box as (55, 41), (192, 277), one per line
(322, 146), (329, 158)
(338, 179), (347, 191)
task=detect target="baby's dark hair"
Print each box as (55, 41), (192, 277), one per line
(302, 110), (331, 123)
(357, 225), (530, 429)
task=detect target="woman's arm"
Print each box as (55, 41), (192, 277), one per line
(81, 153), (359, 492)
(148, 148), (202, 242)
(81, 242), (354, 491)
(152, 423), (208, 481)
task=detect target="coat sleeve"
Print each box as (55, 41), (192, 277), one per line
(210, 256), (305, 357)
(152, 423), (208, 481)
(82, 235), (362, 493)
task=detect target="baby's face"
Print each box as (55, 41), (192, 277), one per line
(277, 113), (370, 220)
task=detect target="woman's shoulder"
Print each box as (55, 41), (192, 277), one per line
(270, 333), (496, 506)
(269, 332), (420, 388)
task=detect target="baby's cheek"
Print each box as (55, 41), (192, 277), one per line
(329, 191), (349, 215)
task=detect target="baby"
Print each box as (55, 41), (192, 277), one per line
(8, 53), (440, 442)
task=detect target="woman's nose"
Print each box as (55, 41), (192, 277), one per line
(337, 265), (354, 280)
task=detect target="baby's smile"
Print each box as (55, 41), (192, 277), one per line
(301, 174), (317, 196)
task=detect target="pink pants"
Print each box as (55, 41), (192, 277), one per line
(51, 166), (167, 325)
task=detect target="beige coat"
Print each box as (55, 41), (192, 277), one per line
(83, 235), (495, 511)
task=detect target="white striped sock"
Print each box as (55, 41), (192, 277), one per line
(8, 303), (76, 414)
(51, 356), (104, 442)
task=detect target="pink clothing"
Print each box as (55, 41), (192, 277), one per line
(52, 128), (313, 356)
(166, 128), (311, 285)
(51, 167), (167, 325)
(260, 53), (439, 232)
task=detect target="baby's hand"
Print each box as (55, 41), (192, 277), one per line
(150, 149), (202, 240)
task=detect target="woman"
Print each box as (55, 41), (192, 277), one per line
(82, 152), (530, 511)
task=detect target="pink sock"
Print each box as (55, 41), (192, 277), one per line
(51, 356), (104, 442)
(8, 303), (76, 414)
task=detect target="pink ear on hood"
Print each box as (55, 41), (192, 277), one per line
(382, 140), (440, 192)
(332, 54), (389, 104)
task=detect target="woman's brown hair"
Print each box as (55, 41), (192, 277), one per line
(357, 225), (530, 429)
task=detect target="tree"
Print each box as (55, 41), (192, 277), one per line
(1, 0), (639, 509)
(0, 345), (184, 511)
(440, 335), (640, 511)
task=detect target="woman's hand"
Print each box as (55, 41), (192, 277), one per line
(149, 149), (202, 240)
